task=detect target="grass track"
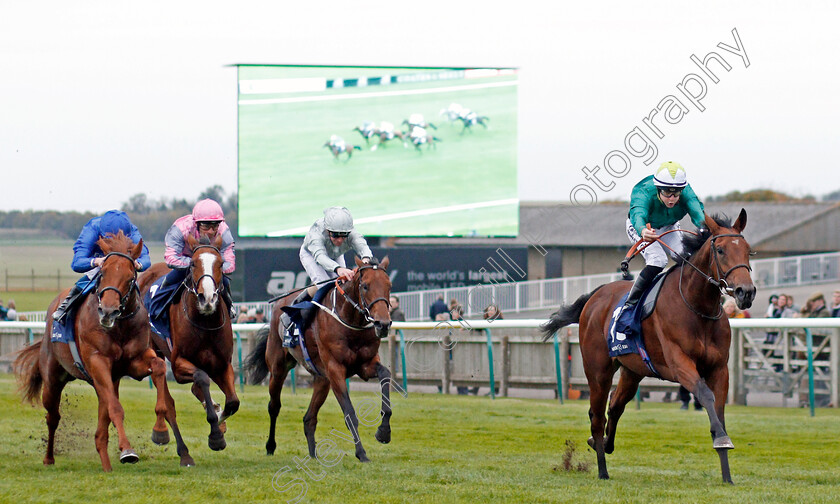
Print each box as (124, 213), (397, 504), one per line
(1, 374), (839, 503)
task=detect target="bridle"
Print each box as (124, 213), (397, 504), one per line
(624, 229), (753, 320)
(332, 264), (391, 329)
(96, 252), (139, 320)
(181, 244), (227, 331)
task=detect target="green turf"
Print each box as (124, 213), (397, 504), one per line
(1, 373), (839, 503)
(238, 69), (518, 237)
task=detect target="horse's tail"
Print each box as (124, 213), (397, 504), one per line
(12, 339), (43, 404)
(244, 326), (270, 384)
(353, 145), (362, 151)
(540, 286), (604, 341)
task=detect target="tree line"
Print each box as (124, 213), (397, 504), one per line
(0, 185), (237, 241)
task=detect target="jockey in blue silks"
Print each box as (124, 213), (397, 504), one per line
(52, 210), (151, 322)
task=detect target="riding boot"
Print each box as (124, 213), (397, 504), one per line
(281, 290), (313, 345)
(622, 265), (664, 312)
(221, 287), (236, 319)
(53, 284), (84, 322)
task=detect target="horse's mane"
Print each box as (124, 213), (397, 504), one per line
(366, 256), (381, 267)
(677, 213), (733, 264)
(101, 230), (135, 253)
(199, 235), (211, 246)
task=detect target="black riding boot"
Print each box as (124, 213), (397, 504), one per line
(221, 288), (235, 319)
(53, 284), (83, 321)
(622, 265), (663, 311)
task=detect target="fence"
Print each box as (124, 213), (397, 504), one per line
(2, 318), (838, 411)
(1, 268), (72, 291)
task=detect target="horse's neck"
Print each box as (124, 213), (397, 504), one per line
(333, 282), (364, 325)
(681, 246), (721, 307)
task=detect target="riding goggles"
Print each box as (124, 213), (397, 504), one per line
(658, 187), (683, 197)
(329, 231), (350, 238)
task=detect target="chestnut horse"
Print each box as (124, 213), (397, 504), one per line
(541, 211), (756, 483)
(246, 256), (393, 462)
(138, 233), (238, 461)
(13, 232), (182, 471)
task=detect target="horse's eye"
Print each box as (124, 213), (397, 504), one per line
(749, 250), (757, 256)
(716, 247), (724, 255)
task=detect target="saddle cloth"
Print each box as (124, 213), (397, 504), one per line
(143, 276), (183, 343)
(50, 277), (99, 344)
(281, 283), (334, 349)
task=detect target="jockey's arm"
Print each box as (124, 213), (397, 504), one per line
(70, 223), (101, 273)
(163, 225), (191, 270)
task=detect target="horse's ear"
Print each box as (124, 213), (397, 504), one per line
(733, 208), (747, 233)
(97, 237), (112, 255)
(355, 256), (364, 267)
(703, 213), (720, 234)
(380, 256), (389, 270)
(212, 232), (223, 249)
(186, 233), (199, 250)
(131, 238), (144, 260)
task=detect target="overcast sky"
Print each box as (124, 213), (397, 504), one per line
(2, 1), (838, 213)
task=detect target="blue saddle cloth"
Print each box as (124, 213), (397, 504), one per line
(281, 283), (334, 349)
(143, 276), (183, 343)
(608, 271), (671, 378)
(50, 276), (99, 344)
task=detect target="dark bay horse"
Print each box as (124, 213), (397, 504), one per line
(138, 233), (238, 460)
(13, 232), (180, 471)
(541, 211), (756, 483)
(246, 256), (393, 462)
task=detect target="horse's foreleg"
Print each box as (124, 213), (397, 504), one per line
(604, 368), (642, 454)
(327, 369), (369, 463)
(374, 362), (392, 444)
(703, 366), (734, 484)
(126, 349), (169, 444)
(88, 354), (137, 469)
(211, 364), (240, 425)
(173, 356), (225, 451)
(303, 376), (331, 458)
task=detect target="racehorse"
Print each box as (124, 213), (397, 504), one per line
(245, 256), (393, 462)
(540, 211), (755, 483)
(402, 113), (437, 131)
(439, 103), (464, 123)
(324, 135), (362, 161)
(370, 121), (405, 151)
(13, 232), (184, 471)
(458, 110), (489, 134)
(138, 233), (238, 459)
(353, 122), (377, 145)
(408, 126), (441, 152)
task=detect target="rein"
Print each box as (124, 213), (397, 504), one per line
(96, 252), (140, 320)
(623, 229), (752, 319)
(321, 264), (390, 333)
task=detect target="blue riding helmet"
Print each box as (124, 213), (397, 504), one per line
(99, 210), (133, 237)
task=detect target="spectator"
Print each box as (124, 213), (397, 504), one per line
(723, 297), (749, 318)
(483, 304), (503, 321)
(5, 300), (17, 321)
(449, 299), (464, 321)
(801, 292), (830, 319)
(678, 385), (702, 411)
(253, 307), (267, 324)
(389, 295), (406, 322)
(786, 293), (800, 314)
(237, 308), (257, 324)
(0, 298), (7, 321)
(774, 294), (796, 318)
(765, 293), (779, 318)
(830, 290), (840, 318)
(429, 295), (447, 321)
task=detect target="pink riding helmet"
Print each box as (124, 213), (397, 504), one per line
(192, 199), (225, 222)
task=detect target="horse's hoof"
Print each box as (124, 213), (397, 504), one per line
(119, 449), (139, 464)
(713, 436), (734, 450)
(151, 429), (170, 446)
(208, 435), (227, 451)
(599, 473), (610, 480)
(180, 456), (196, 467)
(375, 427), (391, 444)
(357, 453), (371, 463)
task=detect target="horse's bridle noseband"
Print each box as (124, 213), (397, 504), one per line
(96, 252), (139, 319)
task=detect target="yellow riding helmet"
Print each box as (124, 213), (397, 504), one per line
(653, 161), (687, 188)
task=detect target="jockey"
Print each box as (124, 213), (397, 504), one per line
(53, 210), (151, 321)
(619, 161), (706, 319)
(160, 198), (236, 316)
(280, 206), (373, 338)
(329, 135), (346, 153)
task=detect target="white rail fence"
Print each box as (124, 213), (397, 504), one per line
(2, 318), (838, 410)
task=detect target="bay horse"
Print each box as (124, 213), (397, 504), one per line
(541, 211), (756, 483)
(245, 256), (393, 462)
(13, 232), (183, 471)
(324, 136), (362, 161)
(138, 233), (238, 460)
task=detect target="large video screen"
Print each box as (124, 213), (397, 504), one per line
(237, 65), (518, 237)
